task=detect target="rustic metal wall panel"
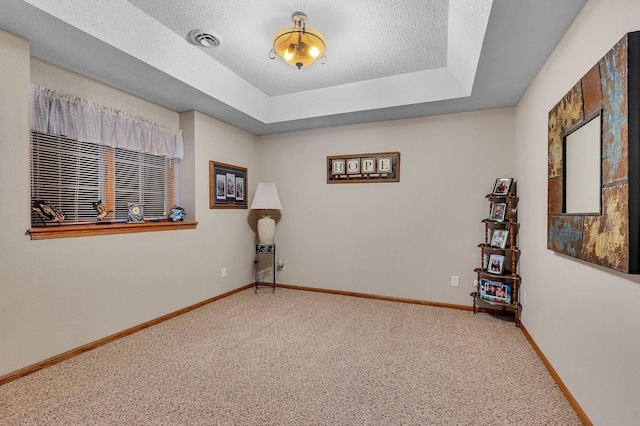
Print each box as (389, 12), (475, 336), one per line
(582, 184), (629, 271)
(548, 82), (584, 179)
(548, 176), (563, 214)
(548, 215), (583, 257)
(582, 64), (602, 117)
(601, 37), (629, 185)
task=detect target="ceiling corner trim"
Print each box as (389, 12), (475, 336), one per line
(447, 0), (493, 94)
(266, 68), (470, 123)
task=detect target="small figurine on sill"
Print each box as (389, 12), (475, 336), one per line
(91, 200), (112, 222)
(32, 200), (65, 226)
(168, 206), (186, 222)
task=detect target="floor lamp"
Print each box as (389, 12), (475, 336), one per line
(250, 183), (282, 244)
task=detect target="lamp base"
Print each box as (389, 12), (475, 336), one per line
(257, 215), (276, 245)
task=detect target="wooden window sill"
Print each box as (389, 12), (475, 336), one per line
(28, 221), (198, 240)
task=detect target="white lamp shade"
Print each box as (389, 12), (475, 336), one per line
(250, 183), (282, 210)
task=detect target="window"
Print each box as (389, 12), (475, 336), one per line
(28, 84), (186, 237)
(114, 146), (173, 219)
(30, 131), (174, 225)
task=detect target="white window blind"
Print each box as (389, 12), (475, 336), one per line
(114, 147), (171, 219)
(30, 131), (173, 225)
(31, 131), (102, 223)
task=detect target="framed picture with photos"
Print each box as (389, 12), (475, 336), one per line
(489, 203), (507, 222)
(487, 253), (506, 275)
(479, 278), (512, 304)
(209, 161), (248, 209)
(492, 178), (513, 196)
(490, 228), (509, 249)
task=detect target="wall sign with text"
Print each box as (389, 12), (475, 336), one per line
(327, 152), (400, 184)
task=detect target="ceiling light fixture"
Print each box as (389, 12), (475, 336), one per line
(269, 12), (326, 69)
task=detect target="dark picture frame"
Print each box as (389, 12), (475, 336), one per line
(490, 228), (509, 249)
(492, 178), (513, 196)
(487, 253), (506, 275)
(209, 161), (248, 209)
(127, 202), (144, 223)
(327, 152), (400, 183)
(489, 203), (507, 222)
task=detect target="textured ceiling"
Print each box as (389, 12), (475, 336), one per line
(127, 0), (450, 96)
(0, 0), (587, 135)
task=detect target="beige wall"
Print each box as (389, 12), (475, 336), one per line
(0, 28), (258, 376)
(0, 27), (32, 378)
(515, 0), (640, 424)
(258, 109), (515, 304)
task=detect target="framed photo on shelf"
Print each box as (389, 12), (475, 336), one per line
(479, 278), (512, 304)
(209, 161), (248, 209)
(489, 203), (507, 222)
(127, 202), (144, 223)
(487, 253), (506, 274)
(490, 228), (509, 249)
(492, 178), (513, 196)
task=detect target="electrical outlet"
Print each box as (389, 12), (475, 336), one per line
(221, 267), (227, 278)
(472, 279), (478, 288)
(277, 258), (285, 270)
(522, 290), (527, 305)
(451, 276), (459, 287)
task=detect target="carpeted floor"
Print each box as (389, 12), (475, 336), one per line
(0, 288), (581, 425)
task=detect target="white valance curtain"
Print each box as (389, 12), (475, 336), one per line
(30, 84), (184, 160)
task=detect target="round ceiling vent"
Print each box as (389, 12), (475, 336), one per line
(188, 29), (222, 48)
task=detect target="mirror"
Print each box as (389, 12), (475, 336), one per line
(563, 113), (602, 214)
(548, 32), (640, 273)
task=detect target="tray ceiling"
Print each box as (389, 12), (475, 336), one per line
(1, 0), (586, 135)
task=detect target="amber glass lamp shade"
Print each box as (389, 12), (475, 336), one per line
(270, 12), (326, 69)
(273, 28), (326, 69)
